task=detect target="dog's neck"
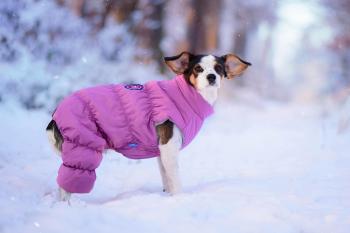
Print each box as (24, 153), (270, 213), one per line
(198, 87), (218, 106)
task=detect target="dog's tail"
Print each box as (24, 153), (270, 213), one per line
(46, 120), (63, 155)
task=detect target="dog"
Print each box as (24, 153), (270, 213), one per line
(46, 52), (250, 201)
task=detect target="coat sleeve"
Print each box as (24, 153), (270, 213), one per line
(53, 94), (106, 193)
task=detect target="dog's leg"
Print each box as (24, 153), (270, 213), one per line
(46, 120), (63, 155)
(46, 121), (72, 202)
(58, 187), (71, 202)
(158, 125), (182, 195)
(157, 157), (168, 192)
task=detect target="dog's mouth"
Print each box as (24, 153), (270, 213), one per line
(208, 80), (220, 87)
(208, 80), (216, 86)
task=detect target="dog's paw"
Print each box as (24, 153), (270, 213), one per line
(42, 188), (86, 207)
(42, 188), (70, 206)
(58, 187), (71, 203)
(167, 181), (182, 195)
(166, 185), (182, 196)
(169, 189), (182, 196)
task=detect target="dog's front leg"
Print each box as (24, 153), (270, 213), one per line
(157, 157), (169, 192)
(158, 124), (182, 195)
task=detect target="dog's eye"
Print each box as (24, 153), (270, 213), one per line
(214, 64), (223, 74)
(194, 65), (204, 73)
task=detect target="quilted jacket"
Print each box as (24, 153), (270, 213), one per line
(52, 75), (214, 193)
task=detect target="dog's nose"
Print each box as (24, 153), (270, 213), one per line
(207, 74), (216, 85)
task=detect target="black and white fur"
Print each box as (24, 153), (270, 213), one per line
(47, 52), (251, 201)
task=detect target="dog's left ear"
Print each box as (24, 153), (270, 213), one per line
(221, 54), (251, 79)
(164, 52), (193, 74)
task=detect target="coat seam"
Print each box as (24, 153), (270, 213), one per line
(62, 163), (95, 172)
(74, 92), (109, 148)
(63, 137), (103, 153)
(112, 86), (139, 146)
(175, 78), (205, 121)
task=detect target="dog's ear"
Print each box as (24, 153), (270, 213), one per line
(164, 52), (193, 74)
(221, 54), (251, 79)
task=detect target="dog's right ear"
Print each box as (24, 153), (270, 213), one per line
(221, 54), (251, 79)
(164, 52), (193, 74)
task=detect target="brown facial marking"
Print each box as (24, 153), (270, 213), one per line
(156, 120), (174, 145)
(189, 74), (197, 88)
(214, 63), (224, 76)
(189, 64), (202, 87)
(194, 64), (204, 73)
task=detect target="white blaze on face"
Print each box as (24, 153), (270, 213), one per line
(194, 55), (221, 105)
(196, 55), (221, 90)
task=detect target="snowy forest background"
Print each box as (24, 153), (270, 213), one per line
(0, 0), (350, 233)
(1, 0), (349, 109)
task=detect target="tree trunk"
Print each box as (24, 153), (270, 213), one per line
(188, 0), (222, 53)
(133, 0), (165, 67)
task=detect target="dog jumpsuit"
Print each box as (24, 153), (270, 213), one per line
(52, 75), (214, 193)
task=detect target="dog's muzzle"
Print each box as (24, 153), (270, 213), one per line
(207, 74), (216, 85)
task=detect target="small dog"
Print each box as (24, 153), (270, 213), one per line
(46, 52), (250, 201)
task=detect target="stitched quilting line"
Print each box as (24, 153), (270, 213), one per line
(175, 77), (205, 121)
(74, 92), (110, 148)
(62, 137), (103, 153)
(156, 80), (187, 124)
(154, 80), (186, 148)
(112, 85), (140, 147)
(62, 163), (95, 172)
(176, 75), (214, 120)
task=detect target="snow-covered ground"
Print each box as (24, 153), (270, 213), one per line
(0, 99), (349, 233)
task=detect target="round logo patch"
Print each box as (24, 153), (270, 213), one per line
(124, 84), (143, 90)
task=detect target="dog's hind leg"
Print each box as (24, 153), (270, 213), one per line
(59, 187), (71, 202)
(46, 120), (63, 155)
(46, 120), (72, 202)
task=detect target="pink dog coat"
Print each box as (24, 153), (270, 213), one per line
(53, 75), (214, 193)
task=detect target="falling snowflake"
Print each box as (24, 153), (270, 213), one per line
(33, 222), (40, 228)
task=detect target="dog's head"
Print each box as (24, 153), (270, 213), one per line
(164, 52), (251, 91)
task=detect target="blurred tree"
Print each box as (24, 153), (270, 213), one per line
(161, 0), (191, 56)
(320, 0), (350, 87)
(60, 0), (164, 67)
(109, 0), (138, 23)
(0, 1), (19, 62)
(57, 0), (279, 76)
(220, 0), (277, 58)
(188, 0), (222, 53)
(66, 0), (112, 31)
(223, 0), (277, 95)
(133, 0), (165, 67)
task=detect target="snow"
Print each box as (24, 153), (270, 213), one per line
(0, 0), (349, 232)
(0, 0), (142, 110)
(0, 100), (349, 233)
